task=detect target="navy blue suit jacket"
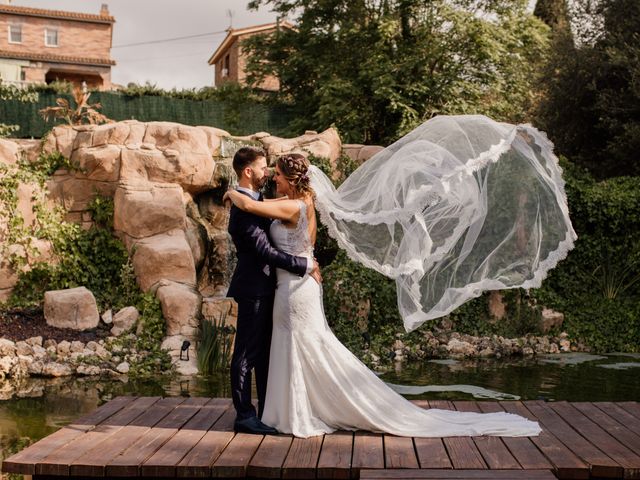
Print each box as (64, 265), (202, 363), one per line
(227, 191), (308, 299)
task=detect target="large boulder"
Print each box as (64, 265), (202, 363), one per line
(70, 145), (122, 182)
(111, 306), (139, 336)
(0, 138), (19, 166)
(114, 182), (186, 239)
(155, 280), (201, 337)
(131, 230), (196, 291)
(119, 146), (215, 194)
(44, 287), (99, 331)
(256, 128), (341, 165)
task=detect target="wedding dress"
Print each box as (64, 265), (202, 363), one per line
(261, 199), (542, 438)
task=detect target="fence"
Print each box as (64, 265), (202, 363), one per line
(0, 90), (296, 138)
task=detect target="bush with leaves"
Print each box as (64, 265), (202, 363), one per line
(0, 80), (38, 137)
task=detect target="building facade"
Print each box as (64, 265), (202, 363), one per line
(0, 3), (115, 90)
(208, 21), (293, 92)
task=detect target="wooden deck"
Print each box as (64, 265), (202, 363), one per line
(3, 397), (640, 479)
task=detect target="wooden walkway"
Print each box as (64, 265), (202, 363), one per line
(3, 397), (640, 479)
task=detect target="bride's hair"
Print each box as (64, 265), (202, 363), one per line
(277, 153), (314, 197)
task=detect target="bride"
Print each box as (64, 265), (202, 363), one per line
(224, 114), (574, 438)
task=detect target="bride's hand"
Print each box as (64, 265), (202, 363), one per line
(223, 189), (250, 210)
(222, 190), (232, 208)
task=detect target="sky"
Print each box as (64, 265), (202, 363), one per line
(8, 0), (278, 89)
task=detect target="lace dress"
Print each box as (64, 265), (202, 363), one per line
(261, 199), (541, 438)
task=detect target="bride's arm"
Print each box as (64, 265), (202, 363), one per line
(224, 190), (298, 221)
(263, 196), (289, 202)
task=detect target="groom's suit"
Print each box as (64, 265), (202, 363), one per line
(227, 189), (308, 420)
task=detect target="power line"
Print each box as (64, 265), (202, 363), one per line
(112, 30), (227, 49)
(117, 50), (214, 62)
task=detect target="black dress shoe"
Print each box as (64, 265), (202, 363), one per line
(234, 416), (279, 435)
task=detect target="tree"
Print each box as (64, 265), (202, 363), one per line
(245, 0), (550, 144)
(535, 0), (640, 178)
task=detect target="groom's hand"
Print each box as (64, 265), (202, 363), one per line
(310, 259), (322, 284)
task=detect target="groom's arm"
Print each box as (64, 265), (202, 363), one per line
(243, 222), (308, 277)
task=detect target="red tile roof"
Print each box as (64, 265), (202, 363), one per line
(0, 4), (115, 24)
(0, 50), (115, 67)
(208, 21), (295, 65)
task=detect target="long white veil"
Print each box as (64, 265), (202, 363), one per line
(309, 115), (577, 332)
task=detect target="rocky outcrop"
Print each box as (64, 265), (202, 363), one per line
(111, 306), (139, 337)
(44, 287), (99, 331)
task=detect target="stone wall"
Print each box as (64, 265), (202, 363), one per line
(1, 120), (359, 375)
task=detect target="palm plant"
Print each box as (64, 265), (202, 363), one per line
(39, 85), (112, 126)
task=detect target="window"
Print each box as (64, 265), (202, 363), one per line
(222, 54), (230, 77)
(20, 68), (26, 82)
(45, 28), (58, 47)
(8, 24), (22, 43)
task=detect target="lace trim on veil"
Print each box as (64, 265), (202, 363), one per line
(311, 121), (577, 322)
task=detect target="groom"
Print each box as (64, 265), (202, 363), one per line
(226, 146), (320, 435)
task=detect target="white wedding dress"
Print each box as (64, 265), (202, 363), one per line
(261, 199), (541, 438)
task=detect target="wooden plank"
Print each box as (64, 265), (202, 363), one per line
(526, 400), (622, 478)
(182, 398), (231, 430)
(360, 469), (556, 478)
(2, 427), (91, 475)
(501, 401), (589, 480)
(2, 396), (137, 475)
(548, 401), (640, 478)
(69, 397), (187, 477)
(281, 435), (324, 479)
(443, 437), (487, 469)
(69, 396), (138, 427)
(247, 435), (294, 478)
(140, 397), (214, 477)
(412, 399), (452, 470)
(454, 401), (520, 470)
(106, 427), (177, 477)
(351, 432), (384, 478)
(211, 432), (263, 478)
(414, 438), (452, 469)
(429, 399), (486, 470)
(595, 402), (640, 435)
(477, 402), (552, 471)
(575, 402), (640, 453)
(618, 402), (640, 420)
(317, 431), (353, 479)
(176, 431), (235, 478)
(210, 402), (236, 431)
(36, 396), (161, 476)
(384, 435), (419, 469)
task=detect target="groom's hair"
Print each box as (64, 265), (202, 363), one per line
(233, 146), (267, 176)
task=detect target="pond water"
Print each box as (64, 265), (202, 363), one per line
(1, 352), (639, 471)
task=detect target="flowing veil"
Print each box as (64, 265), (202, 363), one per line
(309, 115), (577, 332)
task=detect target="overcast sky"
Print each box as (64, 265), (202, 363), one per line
(8, 0), (538, 90)
(9, 0), (278, 89)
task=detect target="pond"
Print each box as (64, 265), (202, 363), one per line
(1, 352), (640, 472)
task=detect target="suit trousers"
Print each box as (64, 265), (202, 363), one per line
(230, 294), (274, 420)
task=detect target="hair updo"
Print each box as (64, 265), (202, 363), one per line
(276, 153), (314, 197)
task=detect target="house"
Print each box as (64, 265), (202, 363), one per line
(0, 3), (115, 90)
(208, 21), (293, 92)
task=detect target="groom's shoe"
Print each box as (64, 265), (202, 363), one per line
(234, 416), (279, 435)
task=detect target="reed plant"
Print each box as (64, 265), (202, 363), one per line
(197, 311), (235, 375)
